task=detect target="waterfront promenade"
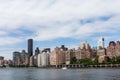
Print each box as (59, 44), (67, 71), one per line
(38, 64), (120, 69)
(1, 64), (120, 69)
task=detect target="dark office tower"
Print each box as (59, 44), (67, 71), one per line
(28, 39), (33, 56)
(35, 47), (39, 55)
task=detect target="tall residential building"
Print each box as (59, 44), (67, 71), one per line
(115, 41), (120, 56)
(28, 39), (33, 56)
(97, 37), (105, 49)
(21, 50), (30, 65)
(13, 50), (29, 66)
(13, 51), (21, 66)
(76, 41), (92, 59)
(65, 49), (76, 65)
(37, 49), (50, 67)
(50, 45), (67, 65)
(106, 41), (116, 58)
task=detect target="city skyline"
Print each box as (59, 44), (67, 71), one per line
(0, 0), (120, 59)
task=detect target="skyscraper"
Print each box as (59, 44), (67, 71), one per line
(97, 37), (104, 49)
(28, 39), (33, 56)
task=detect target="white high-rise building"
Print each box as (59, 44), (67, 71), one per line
(97, 37), (104, 49)
(37, 51), (50, 67)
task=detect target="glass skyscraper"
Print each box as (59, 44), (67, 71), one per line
(28, 39), (33, 56)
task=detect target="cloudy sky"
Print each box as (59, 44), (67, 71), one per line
(0, 0), (120, 59)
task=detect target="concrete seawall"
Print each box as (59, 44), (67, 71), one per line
(43, 64), (120, 69)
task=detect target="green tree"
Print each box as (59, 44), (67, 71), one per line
(116, 56), (120, 64)
(110, 57), (116, 64)
(70, 57), (77, 64)
(80, 58), (93, 65)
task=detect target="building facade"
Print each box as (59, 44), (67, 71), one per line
(65, 49), (75, 65)
(13, 51), (21, 66)
(106, 41), (120, 58)
(29, 56), (34, 66)
(0, 56), (4, 67)
(75, 41), (92, 60)
(106, 41), (116, 58)
(50, 45), (67, 65)
(13, 50), (29, 66)
(115, 41), (120, 57)
(97, 47), (106, 56)
(37, 49), (50, 67)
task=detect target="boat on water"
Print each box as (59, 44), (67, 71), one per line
(61, 67), (67, 70)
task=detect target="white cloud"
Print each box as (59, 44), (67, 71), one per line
(0, 0), (120, 29)
(0, 37), (23, 46)
(0, 31), (8, 36)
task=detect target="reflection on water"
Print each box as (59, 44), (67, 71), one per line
(0, 68), (120, 80)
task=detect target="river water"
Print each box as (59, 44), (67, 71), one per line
(0, 68), (120, 80)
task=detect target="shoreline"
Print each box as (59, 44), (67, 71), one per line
(1, 67), (120, 69)
(1, 64), (120, 69)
